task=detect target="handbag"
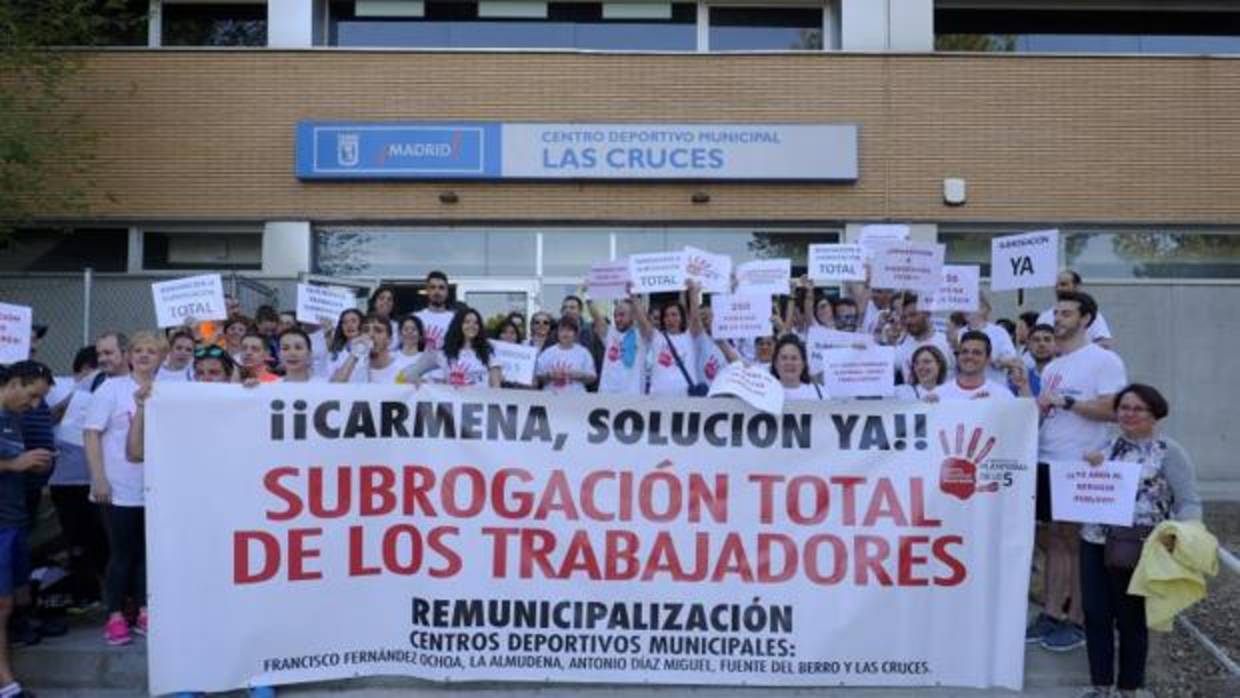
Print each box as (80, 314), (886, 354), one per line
(1104, 524), (1155, 570)
(662, 331), (709, 397)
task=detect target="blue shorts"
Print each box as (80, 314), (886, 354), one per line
(0, 526), (30, 597)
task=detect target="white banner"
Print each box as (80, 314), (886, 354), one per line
(296, 284), (357, 324)
(925, 265), (980, 313)
(1048, 460), (1140, 526)
(490, 340), (539, 387)
(869, 241), (945, 293)
(710, 294), (770, 340)
(684, 247), (733, 295)
(735, 259), (791, 297)
(0, 302), (33, 363)
(147, 385), (1037, 694)
(586, 262), (631, 301)
(822, 346), (897, 398)
(990, 230), (1059, 292)
(628, 252), (687, 294)
(150, 274), (227, 328)
(707, 362), (784, 415)
(808, 244), (866, 283)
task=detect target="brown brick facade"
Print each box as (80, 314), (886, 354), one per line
(22, 50), (1240, 224)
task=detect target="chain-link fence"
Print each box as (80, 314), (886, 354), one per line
(0, 271), (295, 373)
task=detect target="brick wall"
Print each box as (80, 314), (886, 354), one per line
(20, 50), (1240, 224)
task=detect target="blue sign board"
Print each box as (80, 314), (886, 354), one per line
(295, 121), (858, 181)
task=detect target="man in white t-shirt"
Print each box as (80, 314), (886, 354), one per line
(536, 315), (597, 394)
(952, 294), (1020, 386)
(415, 270), (456, 352)
(1036, 270), (1114, 350)
(893, 291), (955, 385)
(589, 295), (648, 395)
(1029, 290), (1127, 653)
(935, 331), (1014, 401)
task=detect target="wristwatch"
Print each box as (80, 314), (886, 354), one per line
(1061, 395), (1076, 412)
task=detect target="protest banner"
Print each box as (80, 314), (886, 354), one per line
(925, 265), (980, 313)
(710, 294), (770, 340)
(147, 385), (1037, 694)
(990, 230), (1059, 292)
(628, 252), (687, 294)
(707, 362), (784, 415)
(684, 247), (733, 295)
(822, 346), (897, 398)
(735, 259), (791, 296)
(858, 224), (910, 247)
(807, 244), (865, 283)
(296, 284), (357, 324)
(586, 262), (631, 301)
(151, 274), (227, 328)
(0, 302), (33, 363)
(869, 241), (945, 293)
(490, 340), (539, 387)
(1048, 460), (1140, 527)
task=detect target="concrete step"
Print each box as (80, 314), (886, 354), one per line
(19, 613), (1090, 697)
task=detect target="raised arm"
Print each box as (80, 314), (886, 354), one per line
(686, 279), (704, 337)
(632, 292), (655, 343)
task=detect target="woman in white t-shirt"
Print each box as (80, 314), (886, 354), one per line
(327, 308), (370, 383)
(894, 344), (949, 402)
(84, 330), (164, 646)
(536, 315), (596, 394)
(277, 328), (321, 383)
(642, 280), (705, 397)
(401, 308), (503, 388)
(771, 335), (826, 401)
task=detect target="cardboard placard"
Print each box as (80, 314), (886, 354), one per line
(808, 244), (866, 283)
(150, 274), (227, 328)
(684, 247), (733, 295)
(586, 262), (631, 301)
(869, 241), (945, 292)
(735, 259), (791, 296)
(490, 340), (538, 387)
(1049, 460), (1141, 526)
(990, 230), (1059, 292)
(296, 283), (357, 324)
(628, 252), (687, 294)
(0, 302), (33, 363)
(710, 294), (771, 340)
(821, 345), (896, 398)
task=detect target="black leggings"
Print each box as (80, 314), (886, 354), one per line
(50, 485), (109, 604)
(102, 504), (145, 614)
(1081, 540), (1147, 690)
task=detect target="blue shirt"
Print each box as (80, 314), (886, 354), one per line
(0, 410), (30, 527)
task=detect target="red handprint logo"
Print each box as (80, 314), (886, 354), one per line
(938, 424), (998, 501)
(704, 356), (720, 381)
(607, 342), (621, 362)
(657, 351), (674, 367)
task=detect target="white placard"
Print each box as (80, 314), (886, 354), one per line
(628, 252), (687, 294)
(870, 241), (945, 292)
(735, 259), (791, 296)
(990, 230), (1059, 291)
(707, 361), (785, 415)
(489, 340), (538, 387)
(684, 247), (733, 295)
(822, 345), (896, 398)
(150, 274), (227, 328)
(586, 262), (631, 301)
(807, 329), (872, 377)
(808, 244), (866, 283)
(926, 265), (981, 313)
(1049, 460), (1141, 526)
(0, 303), (33, 363)
(296, 284), (357, 324)
(710, 294), (770, 340)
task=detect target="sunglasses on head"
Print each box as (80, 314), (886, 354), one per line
(194, 345), (226, 359)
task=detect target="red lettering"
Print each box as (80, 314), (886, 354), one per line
(558, 530), (602, 579)
(481, 526), (518, 577)
(786, 475), (828, 525)
(493, 468), (534, 518)
(804, 534), (848, 584)
(263, 467), (302, 521)
(348, 525), (382, 576)
(757, 533), (797, 583)
(854, 535), (893, 586)
(862, 478), (908, 526)
(382, 524), (424, 574)
(519, 528), (558, 579)
(832, 476), (865, 525)
(605, 530), (640, 580)
(359, 465), (396, 516)
(308, 468), (350, 518)
(909, 477), (943, 527)
(897, 535), (930, 586)
(710, 532), (755, 582)
(932, 535), (967, 586)
(233, 530), (280, 584)
(442, 466), (485, 517)
(534, 470), (580, 520)
(287, 528), (323, 581)
(747, 474), (783, 524)
(580, 471), (614, 521)
(401, 465), (437, 516)
(428, 526), (461, 578)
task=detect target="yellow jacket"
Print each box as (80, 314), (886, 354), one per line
(1127, 520), (1218, 631)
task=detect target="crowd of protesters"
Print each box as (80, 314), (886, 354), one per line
(0, 264), (1202, 698)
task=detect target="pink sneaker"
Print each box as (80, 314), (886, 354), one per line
(133, 608), (148, 637)
(104, 614), (131, 646)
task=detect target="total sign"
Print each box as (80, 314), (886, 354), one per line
(296, 122), (859, 181)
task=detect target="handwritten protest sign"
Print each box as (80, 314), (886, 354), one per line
(490, 340), (538, 387)
(684, 247), (732, 295)
(925, 265), (980, 313)
(296, 284), (357, 324)
(151, 274), (226, 328)
(1049, 460), (1140, 526)
(808, 244), (865, 283)
(735, 259), (790, 296)
(0, 303), (32, 363)
(870, 241), (945, 292)
(711, 294), (771, 340)
(628, 252), (687, 294)
(587, 262), (631, 301)
(822, 345), (896, 398)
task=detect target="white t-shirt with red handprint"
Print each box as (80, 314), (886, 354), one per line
(599, 326), (647, 395)
(695, 334), (729, 386)
(536, 343), (596, 395)
(432, 348), (496, 388)
(416, 308), (454, 352)
(648, 332), (698, 396)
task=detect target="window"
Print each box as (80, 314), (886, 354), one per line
(709, 7), (822, 51)
(162, 3), (267, 47)
(541, 229), (612, 276)
(143, 232), (262, 271)
(941, 228), (1240, 279)
(0, 228), (128, 272)
(616, 229), (839, 266)
(330, 0), (696, 50)
(936, 9), (1240, 54)
(314, 229), (537, 277)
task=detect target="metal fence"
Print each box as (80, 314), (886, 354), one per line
(0, 271), (291, 373)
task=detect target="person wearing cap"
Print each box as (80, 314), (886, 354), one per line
(535, 314), (596, 394)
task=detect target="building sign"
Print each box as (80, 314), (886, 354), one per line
(295, 122), (859, 181)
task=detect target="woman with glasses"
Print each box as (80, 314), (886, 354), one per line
(528, 312), (555, 352)
(1076, 384), (1201, 698)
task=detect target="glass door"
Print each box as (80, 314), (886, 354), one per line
(454, 279), (540, 327)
